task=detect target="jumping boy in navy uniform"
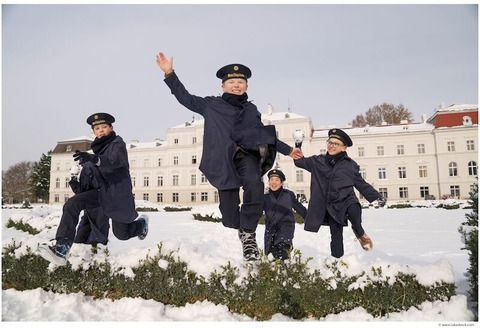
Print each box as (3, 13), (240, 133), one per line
(156, 52), (303, 261)
(294, 128), (386, 258)
(263, 169), (307, 260)
(38, 113), (149, 266)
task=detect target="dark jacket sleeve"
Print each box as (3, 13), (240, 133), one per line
(291, 192), (308, 219)
(294, 156), (315, 173)
(164, 72), (214, 115)
(353, 169), (381, 203)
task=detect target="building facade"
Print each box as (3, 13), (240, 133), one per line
(49, 104), (478, 205)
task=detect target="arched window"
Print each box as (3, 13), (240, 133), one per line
(448, 162), (458, 177)
(468, 161), (477, 176)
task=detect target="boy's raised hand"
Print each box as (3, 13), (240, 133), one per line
(156, 52), (174, 74)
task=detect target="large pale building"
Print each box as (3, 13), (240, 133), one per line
(49, 104), (478, 205)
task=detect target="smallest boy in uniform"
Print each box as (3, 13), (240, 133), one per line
(263, 169), (307, 260)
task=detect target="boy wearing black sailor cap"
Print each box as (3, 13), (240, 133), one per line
(156, 52), (303, 261)
(294, 128), (386, 258)
(38, 112), (149, 266)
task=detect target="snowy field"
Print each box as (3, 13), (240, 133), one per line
(1, 199), (477, 326)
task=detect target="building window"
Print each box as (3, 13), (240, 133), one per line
(447, 141), (455, 152)
(157, 176), (163, 187)
(65, 178), (70, 188)
(191, 174), (196, 185)
(143, 193), (149, 201)
(296, 170), (304, 182)
(66, 145), (72, 152)
(467, 140), (475, 151)
(158, 158), (162, 167)
(450, 185), (460, 198)
(201, 192), (208, 202)
(56, 163), (60, 171)
(377, 146), (385, 156)
(378, 168), (387, 180)
(173, 156), (179, 165)
(172, 175), (179, 186)
(468, 161), (477, 176)
(379, 188), (388, 198)
(157, 193), (163, 203)
(132, 177), (136, 187)
(192, 137), (197, 144)
(131, 160), (136, 168)
(201, 174), (208, 183)
(64, 195), (69, 202)
(359, 168), (366, 180)
(54, 194), (59, 202)
(172, 193), (179, 202)
(419, 165), (427, 178)
(358, 147), (365, 157)
(399, 187), (408, 199)
(397, 145), (405, 155)
(191, 192), (196, 202)
(192, 155), (197, 164)
(398, 167), (407, 179)
(417, 144), (425, 154)
(144, 159), (149, 167)
(174, 138), (179, 144)
(420, 186), (430, 198)
(55, 178), (60, 188)
(319, 148), (327, 155)
(448, 162), (458, 177)
(214, 191), (219, 203)
(143, 176), (149, 187)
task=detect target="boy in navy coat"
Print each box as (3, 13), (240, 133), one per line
(156, 52), (303, 261)
(263, 169), (307, 260)
(294, 128), (386, 258)
(38, 113), (149, 266)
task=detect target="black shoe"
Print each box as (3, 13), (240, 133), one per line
(238, 228), (260, 261)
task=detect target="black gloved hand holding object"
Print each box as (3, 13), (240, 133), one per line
(73, 150), (99, 165)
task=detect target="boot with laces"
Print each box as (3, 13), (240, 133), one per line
(238, 228), (260, 261)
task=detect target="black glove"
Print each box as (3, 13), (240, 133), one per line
(377, 196), (387, 207)
(73, 151), (99, 165)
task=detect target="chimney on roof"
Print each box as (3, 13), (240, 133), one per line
(421, 114), (427, 123)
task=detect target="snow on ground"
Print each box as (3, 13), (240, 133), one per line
(1, 200), (477, 325)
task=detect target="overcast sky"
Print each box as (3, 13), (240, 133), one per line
(2, 4), (478, 169)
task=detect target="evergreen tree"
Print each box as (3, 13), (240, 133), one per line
(459, 179), (478, 311)
(29, 151), (52, 203)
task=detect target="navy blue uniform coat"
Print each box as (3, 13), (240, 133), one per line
(294, 153), (380, 232)
(85, 135), (138, 223)
(263, 188), (307, 255)
(164, 72), (292, 190)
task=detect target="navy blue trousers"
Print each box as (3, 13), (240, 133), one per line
(327, 203), (364, 258)
(56, 189), (144, 245)
(218, 150), (264, 232)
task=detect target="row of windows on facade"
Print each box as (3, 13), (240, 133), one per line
(128, 140), (478, 169)
(52, 183), (469, 204)
(54, 161), (478, 190)
(56, 140), (476, 171)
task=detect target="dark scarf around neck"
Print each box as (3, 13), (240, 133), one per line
(222, 92), (249, 108)
(90, 131), (117, 154)
(326, 151), (347, 167)
(270, 186), (284, 199)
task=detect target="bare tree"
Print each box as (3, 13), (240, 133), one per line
(2, 161), (34, 204)
(350, 103), (414, 127)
